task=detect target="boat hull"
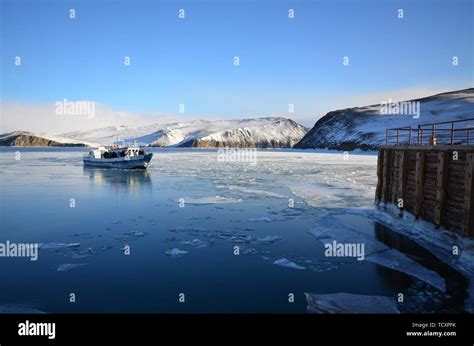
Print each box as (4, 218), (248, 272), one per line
(83, 153), (153, 169)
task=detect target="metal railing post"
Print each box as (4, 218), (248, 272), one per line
(450, 121), (455, 145)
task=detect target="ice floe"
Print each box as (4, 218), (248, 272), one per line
(366, 249), (446, 292)
(180, 239), (208, 248)
(227, 186), (286, 198)
(40, 242), (80, 250)
(217, 233), (252, 243)
(165, 248), (188, 256)
(273, 258), (306, 270)
(241, 247), (259, 255)
(170, 196), (243, 205)
(365, 204), (474, 312)
(248, 217), (273, 222)
(114, 231), (148, 241)
(305, 292), (400, 313)
(309, 221), (388, 256)
(256, 235), (282, 244)
(309, 211), (448, 292)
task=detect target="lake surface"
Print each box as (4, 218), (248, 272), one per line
(0, 148), (467, 313)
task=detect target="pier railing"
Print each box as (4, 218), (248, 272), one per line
(386, 118), (474, 146)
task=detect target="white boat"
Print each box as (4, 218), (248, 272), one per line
(83, 143), (153, 169)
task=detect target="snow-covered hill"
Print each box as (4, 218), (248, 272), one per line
(63, 117), (309, 148)
(295, 88), (474, 151)
(0, 131), (94, 147)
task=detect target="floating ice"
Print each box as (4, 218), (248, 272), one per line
(257, 235), (282, 244)
(40, 242), (80, 250)
(70, 253), (92, 259)
(249, 214), (295, 222)
(124, 231), (146, 237)
(248, 217), (273, 222)
(242, 247), (259, 255)
(180, 239), (208, 248)
(170, 196), (242, 205)
(114, 231), (148, 241)
(165, 248), (188, 256)
(305, 292), (400, 313)
(273, 258), (306, 270)
(57, 263), (88, 272)
(368, 205), (474, 310)
(366, 249), (446, 292)
(217, 233), (252, 243)
(227, 186), (285, 198)
(309, 218), (388, 255)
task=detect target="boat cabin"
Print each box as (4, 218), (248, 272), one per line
(88, 145), (144, 159)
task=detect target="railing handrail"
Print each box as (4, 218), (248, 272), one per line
(385, 118), (474, 146)
(386, 126), (412, 130)
(416, 117), (474, 127)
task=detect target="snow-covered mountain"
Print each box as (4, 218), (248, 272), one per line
(295, 88), (474, 151)
(0, 131), (94, 147)
(63, 117), (309, 148)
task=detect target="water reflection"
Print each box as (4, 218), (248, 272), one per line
(83, 168), (152, 196)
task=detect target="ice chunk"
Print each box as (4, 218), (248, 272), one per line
(305, 292), (400, 313)
(57, 263), (88, 272)
(70, 253), (92, 259)
(217, 233), (252, 243)
(170, 196), (242, 205)
(249, 217), (273, 222)
(366, 249), (446, 292)
(273, 258), (306, 270)
(180, 239), (208, 248)
(227, 186), (285, 198)
(309, 221), (388, 255)
(257, 235), (282, 244)
(165, 248), (188, 256)
(114, 231), (148, 240)
(40, 242), (80, 250)
(123, 231), (146, 237)
(242, 247), (259, 255)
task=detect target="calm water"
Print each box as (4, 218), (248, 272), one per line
(0, 148), (466, 313)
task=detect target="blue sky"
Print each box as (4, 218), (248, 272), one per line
(1, 0), (472, 131)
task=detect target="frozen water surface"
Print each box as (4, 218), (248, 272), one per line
(0, 147), (471, 313)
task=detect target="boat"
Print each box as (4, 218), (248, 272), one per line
(83, 143), (153, 169)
